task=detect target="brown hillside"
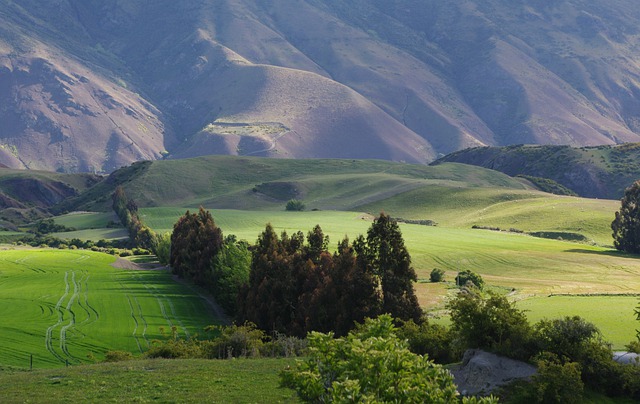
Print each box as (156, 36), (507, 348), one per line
(1, 1), (640, 171)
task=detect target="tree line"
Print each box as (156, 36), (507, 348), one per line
(167, 207), (421, 336)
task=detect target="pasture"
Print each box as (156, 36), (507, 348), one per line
(0, 358), (298, 403)
(140, 207), (640, 349)
(0, 249), (222, 369)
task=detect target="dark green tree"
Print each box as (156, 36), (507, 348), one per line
(612, 180), (640, 253)
(238, 224), (300, 335)
(355, 213), (422, 322)
(170, 207), (223, 285)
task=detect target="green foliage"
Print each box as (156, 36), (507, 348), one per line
(611, 180), (640, 253)
(202, 322), (267, 359)
(30, 218), (75, 235)
(355, 213), (423, 322)
(280, 315), (497, 403)
(285, 199), (306, 211)
(517, 353), (584, 404)
(103, 350), (134, 362)
(448, 291), (533, 359)
(239, 214), (421, 337)
(516, 175), (578, 196)
(430, 267), (445, 282)
(455, 269), (484, 289)
(170, 207), (223, 285)
(533, 316), (601, 360)
(210, 237), (251, 315)
(112, 186), (158, 251)
(397, 318), (454, 364)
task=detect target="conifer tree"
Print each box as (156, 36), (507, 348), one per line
(612, 180), (640, 253)
(357, 213), (422, 322)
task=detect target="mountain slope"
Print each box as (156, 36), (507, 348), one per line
(2, 0), (640, 171)
(433, 143), (640, 199)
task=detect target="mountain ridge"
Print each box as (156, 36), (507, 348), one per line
(2, 1), (640, 172)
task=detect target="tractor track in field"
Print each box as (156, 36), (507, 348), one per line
(126, 295), (143, 353)
(45, 271), (70, 363)
(59, 271), (81, 362)
(134, 296), (149, 349)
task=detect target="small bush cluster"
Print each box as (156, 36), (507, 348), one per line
(139, 323), (306, 360)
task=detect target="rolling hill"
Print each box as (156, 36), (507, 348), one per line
(2, 1), (640, 172)
(433, 143), (640, 199)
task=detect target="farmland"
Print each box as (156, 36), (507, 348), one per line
(0, 249), (222, 369)
(139, 207), (640, 348)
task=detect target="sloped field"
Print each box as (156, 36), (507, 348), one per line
(0, 249), (222, 368)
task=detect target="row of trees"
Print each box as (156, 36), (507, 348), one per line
(112, 186), (157, 251)
(237, 214), (422, 337)
(165, 208), (422, 337)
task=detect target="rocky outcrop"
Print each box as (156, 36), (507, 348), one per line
(451, 349), (537, 396)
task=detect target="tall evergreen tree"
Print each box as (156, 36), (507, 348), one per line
(357, 213), (422, 322)
(170, 207), (223, 284)
(612, 180), (640, 253)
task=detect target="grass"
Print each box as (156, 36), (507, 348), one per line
(140, 207), (640, 350)
(54, 212), (119, 230)
(0, 249), (223, 369)
(517, 296), (639, 349)
(0, 358), (299, 403)
(51, 228), (128, 241)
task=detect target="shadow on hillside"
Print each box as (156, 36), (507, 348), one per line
(564, 248), (639, 258)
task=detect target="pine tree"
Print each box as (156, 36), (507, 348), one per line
(612, 180), (640, 253)
(358, 213), (422, 322)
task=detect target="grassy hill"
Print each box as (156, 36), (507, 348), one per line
(434, 143), (640, 199)
(55, 156), (531, 211)
(52, 155), (617, 245)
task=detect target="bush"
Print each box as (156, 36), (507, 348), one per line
(202, 322), (267, 359)
(531, 353), (584, 403)
(285, 199), (305, 211)
(104, 350), (134, 362)
(447, 291), (533, 359)
(455, 269), (484, 289)
(430, 268), (445, 282)
(280, 315), (498, 403)
(397, 318), (454, 364)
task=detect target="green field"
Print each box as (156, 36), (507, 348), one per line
(0, 358), (298, 403)
(140, 208), (640, 349)
(517, 296), (639, 348)
(0, 249), (223, 369)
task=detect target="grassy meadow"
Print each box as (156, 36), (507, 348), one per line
(0, 249), (222, 369)
(139, 207), (640, 349)
(0, 358), (298, 403)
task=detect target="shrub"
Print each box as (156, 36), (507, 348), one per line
(455, 269), (484, 289)
(202, 322), (267, 359)
(280, 315), (498, 403)
(104, 350), (134, 362)
(530, 353), (584, 403)
(397, 318), (454, 364)
(448, 291), (533, 359)
(430, 268), (445, 282)
(285, 199), (305, 211)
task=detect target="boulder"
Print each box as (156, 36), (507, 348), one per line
(451, 349), (536, 396)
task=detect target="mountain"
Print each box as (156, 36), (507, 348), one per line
(2, 0), (640, 172)
(433, 143), (640, 199)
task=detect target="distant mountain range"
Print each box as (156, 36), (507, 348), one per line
(2, 0), (640, 172)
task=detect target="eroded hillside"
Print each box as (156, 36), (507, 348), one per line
(1, 0), (640, 171)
